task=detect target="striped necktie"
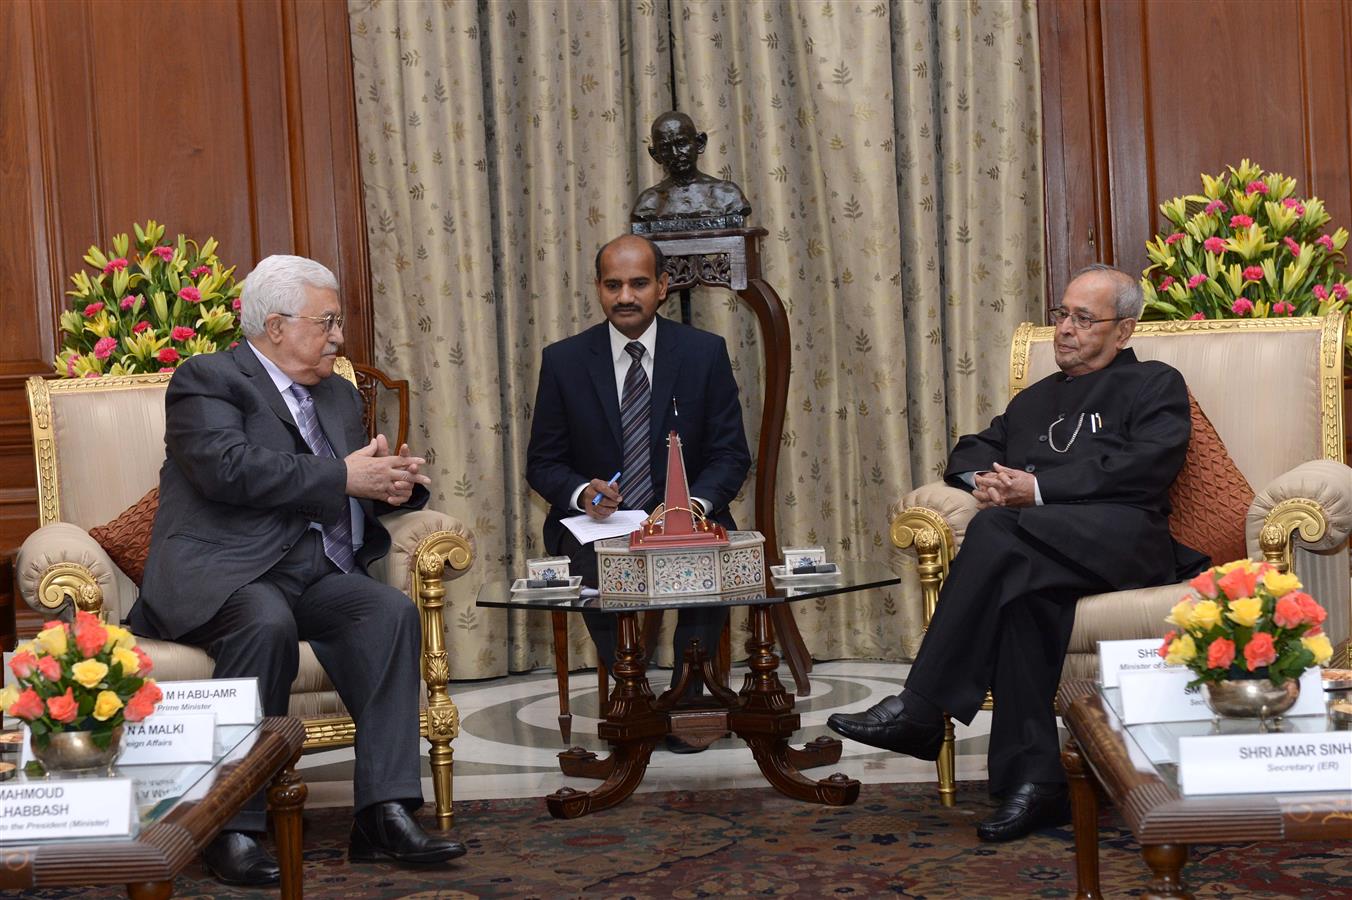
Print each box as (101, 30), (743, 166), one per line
(618, 341), (655, 511)
(287, 383), (355, 573)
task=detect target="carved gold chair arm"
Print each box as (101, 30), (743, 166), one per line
(1246, 459), (1352, 573)
(15, 522), (121, 622)
(887, 482), (978, 626)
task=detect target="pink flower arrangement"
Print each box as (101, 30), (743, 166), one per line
(1143, 162), (1349, 345)
(57, 220), (243, 376)
(157, 347), (181, 365)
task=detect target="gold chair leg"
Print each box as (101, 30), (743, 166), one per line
(936, 714), (956, 807)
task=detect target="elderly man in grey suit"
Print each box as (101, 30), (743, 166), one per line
(130, 255), (465, 886)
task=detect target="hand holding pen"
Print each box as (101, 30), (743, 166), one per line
(585, 471), (622, 520)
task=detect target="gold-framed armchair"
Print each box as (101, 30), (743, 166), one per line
(15, 359), (474, 828)
(890, 313), (1352, 806)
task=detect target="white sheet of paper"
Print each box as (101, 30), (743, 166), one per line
(560, 509), (649, 545)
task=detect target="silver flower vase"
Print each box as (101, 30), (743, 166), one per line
(1202, 679), (1300, 731)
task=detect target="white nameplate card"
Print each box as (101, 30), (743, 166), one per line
(155, 678), (260, 725)
(1179, 730), (1352, 795)
(118, 714), (216, 765)
(1120, 668), (1324, 724)
(0, 777), (133, 840)
(1098, 639), (1172, 687)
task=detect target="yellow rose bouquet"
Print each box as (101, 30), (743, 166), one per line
(1, 611), (162, 751)
(1158, 559), (1332, 688)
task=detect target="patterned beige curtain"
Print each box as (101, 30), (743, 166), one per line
(348, 0), (1044, 676)
(669, 0), (1045, 659)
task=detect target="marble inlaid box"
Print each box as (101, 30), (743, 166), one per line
(596, 530), (766, 598)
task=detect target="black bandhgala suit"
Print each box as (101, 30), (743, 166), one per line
(905, 348), (1208, 793)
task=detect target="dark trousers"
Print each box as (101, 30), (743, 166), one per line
(560, 529), (726, 694)
(179, 530), (424, 831)
(904, 508), (1110, 794)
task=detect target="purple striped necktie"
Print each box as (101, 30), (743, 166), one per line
(618, 341), (654, 511)
(287, 383), (355, 573)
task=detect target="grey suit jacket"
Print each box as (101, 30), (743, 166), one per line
(130, 343), (425, 640)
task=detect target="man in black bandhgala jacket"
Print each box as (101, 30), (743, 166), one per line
(829, 264), (1208, 842)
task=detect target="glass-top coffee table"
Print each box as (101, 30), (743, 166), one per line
(1056, 680), (1352, 899)
(0, 716), (306, 899)
(477, 561), (900, 818)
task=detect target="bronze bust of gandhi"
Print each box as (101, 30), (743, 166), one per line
(631, 112), (751, 233)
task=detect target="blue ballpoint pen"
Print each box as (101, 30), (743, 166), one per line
(592, 470), (622, 506)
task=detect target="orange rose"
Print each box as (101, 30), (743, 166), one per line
(46, 687), (79, 724)
(1243, 633), (1277, 671)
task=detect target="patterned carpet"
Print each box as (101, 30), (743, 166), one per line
(10, 782), (1348, 899)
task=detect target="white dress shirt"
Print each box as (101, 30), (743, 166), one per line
(247, 341), (365, 551)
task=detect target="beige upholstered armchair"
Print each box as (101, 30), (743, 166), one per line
(890, 314), (1352, 806)
(15, 359), (474, 827)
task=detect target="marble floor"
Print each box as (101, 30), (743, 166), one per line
(298, 660), (999, 809)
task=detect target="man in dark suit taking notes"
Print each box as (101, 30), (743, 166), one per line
(130, 255), (465, 885)
(526, 235), (751, 750)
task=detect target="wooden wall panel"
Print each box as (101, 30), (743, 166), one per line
(0, 0), (371, 552)
(1039, 0), (1352, 308)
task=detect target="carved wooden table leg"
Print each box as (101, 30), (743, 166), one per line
(785, 735), (843, 769)
(267, 749), (307, 900)
(728, 604), (860, 805)
(551, 610), (572, 742)
(548, 611), (664, 818)
(1141, 843), (1192, 900)
(125, 882), (172, 900)
(1062, 737), (1102, 900)
(769, 603), (813, 696)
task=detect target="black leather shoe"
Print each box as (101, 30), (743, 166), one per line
(350, 802), (468, 865)
(664, 734), (708, 754)
(826, 695), (944, 760)
(201, 830), (280, 887)
(976, 782), (1071, 842)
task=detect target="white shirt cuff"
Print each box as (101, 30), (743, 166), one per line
(569, 482), (588, 512)
(1033, 477), (1043, 506)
